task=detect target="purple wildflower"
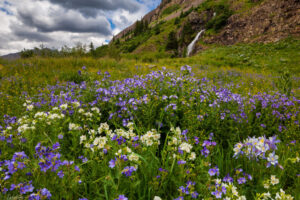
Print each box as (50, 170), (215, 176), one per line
(237, 177), (247, 184)
(121, 166), (137, 177)
(177, 160), (186, 165)
(115, 195), (128, 200)
(109, 158), (117, 168)
(208, 167), (219, 176)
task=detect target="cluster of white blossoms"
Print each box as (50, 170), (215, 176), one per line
(91, 107), (100, 114)
(234, 136), (279, 157)
(233, 136), (280, 168)
(274, 189), (294, 200)
(77, 107), (101, 121)
(15, 116), (36, 134)
(81, 127), (109, 151)
(60, 103), (68, 110)
(47, 112), (65, 124)
(34, 112), (48, 120)
(168, 126), (182, 148)
(17, 124), (36, 133)
(97, 122), (110, 135)
(212, 179), (247, 200)
(115, 147), (139, 162)
(140, 129), (161, 146)
(23, 100), (34, 111)
(258, 175), (294, 200)
(168, 127), (196, 161)
(69, 123), (81, 131)
(263, 175), (280, 189)
(33, 107), (65, 124)
(179, 142), (193, 153)
(92, 136), (108, 149)
(16, 107), (68, 134)
(128, 153), (139, 162)
(72, 101), (81, 108)
(258, 189), (294, 200)
(81, 122), (138, 153)
(83, 112), (93, 119)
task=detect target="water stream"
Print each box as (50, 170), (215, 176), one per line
(187, 29), (205, 57)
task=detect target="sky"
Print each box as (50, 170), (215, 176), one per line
(0, 0), (161, 55)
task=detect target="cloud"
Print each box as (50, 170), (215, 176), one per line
(17, 1), (111, 35)
(0, 0), (161, 56)
(40, 0), (142, 16)
(11, 24), (53, 42)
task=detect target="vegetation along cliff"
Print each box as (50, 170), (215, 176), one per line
(107, 0), (299, 58)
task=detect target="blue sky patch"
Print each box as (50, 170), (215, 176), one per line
(4, 1), (12, 6)
(0, 7), (13, 15)
(108, 18), (116, 30)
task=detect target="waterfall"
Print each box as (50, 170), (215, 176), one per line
(187, 29), (205, 57)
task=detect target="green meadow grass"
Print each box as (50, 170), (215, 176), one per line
(0, 38), (299, 118)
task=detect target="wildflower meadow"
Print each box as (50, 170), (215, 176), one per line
(0, 64), (299, 200)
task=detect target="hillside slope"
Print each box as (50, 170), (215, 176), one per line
(109, 0), (300, 57)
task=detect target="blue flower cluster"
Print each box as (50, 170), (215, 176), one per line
(175, 181), (199, 199)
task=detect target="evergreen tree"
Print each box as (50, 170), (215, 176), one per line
(166, 31), (178, 50)
(90, 42), (95, 57)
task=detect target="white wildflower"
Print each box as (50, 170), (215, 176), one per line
(189, 152), (196, 160)
(27, 104), (34, 111)
(237, 196), (246, 200)
(80, 135), (87, 144)
(69, 123), (81, 131)
(52, 107), (59, 111)
(91, 107), (100, 113)
(179, 142), (193, 153)
(129, 153), (139, 162)
(72, 101), (80, 108)
(84, 112), (93, 118)
(270, 175), (279, 185)
(264, 183), (270, 189)
(60, 104), (68, 110)
(78, 108), (84, 113)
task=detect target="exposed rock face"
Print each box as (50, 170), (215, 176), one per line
(204, 0), (300, 45)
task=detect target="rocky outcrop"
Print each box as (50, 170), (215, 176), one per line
(204, 0), (300, 45)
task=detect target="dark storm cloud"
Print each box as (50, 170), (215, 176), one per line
(42, 0), (142, 13)
(18, 8), (112, 35)
(11, 25), (53, 42)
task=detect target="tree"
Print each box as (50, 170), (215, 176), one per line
(90, 42), (96, 57)
(20, 49), (34, 58)
(89, 42), (95, 52)
(166, 31), (178, 50)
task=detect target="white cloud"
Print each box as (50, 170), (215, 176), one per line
(0, 0), (161, 55)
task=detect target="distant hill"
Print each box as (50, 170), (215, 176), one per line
(109, 0), (300, 57)
(0, 47), (82, 60)
(1, 52), (21, 60)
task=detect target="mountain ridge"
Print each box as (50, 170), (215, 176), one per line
(111, 0), (300, 57)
